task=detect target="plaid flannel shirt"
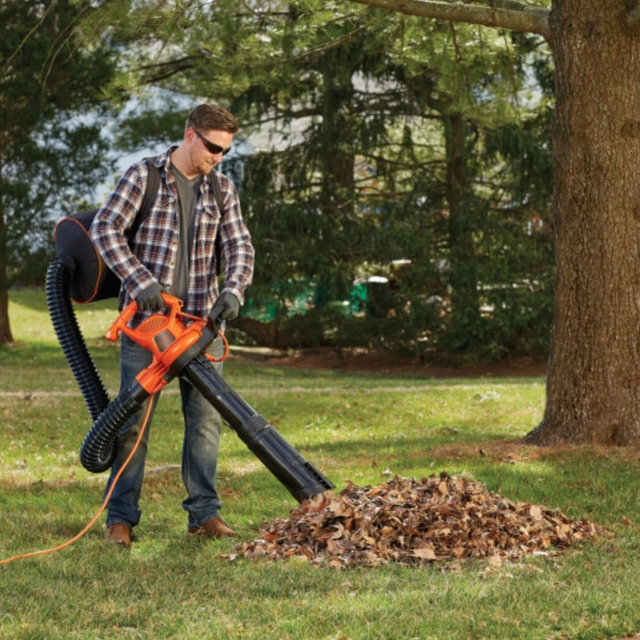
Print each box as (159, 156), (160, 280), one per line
(90, 149), (254, 327)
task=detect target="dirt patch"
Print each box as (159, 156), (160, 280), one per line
(248, 347), (547, 378)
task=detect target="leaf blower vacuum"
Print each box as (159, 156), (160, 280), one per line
(45, 256), (334, 503)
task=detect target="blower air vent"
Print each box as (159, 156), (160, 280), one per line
(139, 316), (169, 333)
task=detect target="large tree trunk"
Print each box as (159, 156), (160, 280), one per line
(525, 0), (640, 444)
(0, 290), (13, 344)
(0, 208), (14, 345)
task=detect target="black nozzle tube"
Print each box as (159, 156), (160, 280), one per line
(181, 354), (334, 502)
(45, 257), (110, 421)
(79, 388), (145, 473)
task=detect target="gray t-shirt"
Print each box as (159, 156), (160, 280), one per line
(171, 165), (202, 304)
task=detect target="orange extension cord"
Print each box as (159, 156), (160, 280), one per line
(0, 394), (155, 567)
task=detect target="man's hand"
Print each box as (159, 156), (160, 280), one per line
(136, 281), (164, 311)
(208, 292), (240, 329)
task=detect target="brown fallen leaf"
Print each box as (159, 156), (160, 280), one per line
(413, 546), (437, 560)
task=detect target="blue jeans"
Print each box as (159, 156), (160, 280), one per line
(105, 335), (224, 529)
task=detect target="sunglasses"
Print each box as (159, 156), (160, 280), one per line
(194, 129), (232, 156)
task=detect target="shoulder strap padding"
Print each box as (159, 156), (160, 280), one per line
(210, 171), (225, 277)
(127, 157), (161, 240)
(209, 170), (224, 211)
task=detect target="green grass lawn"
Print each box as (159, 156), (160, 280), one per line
(1, 289), (640, 640)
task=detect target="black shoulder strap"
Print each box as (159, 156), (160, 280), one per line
(209, 170), (225, 276)
(126, 157), (160, 241)
(209, 169), (224, 212)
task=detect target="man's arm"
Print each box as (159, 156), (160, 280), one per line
(216, 176), (255, 305)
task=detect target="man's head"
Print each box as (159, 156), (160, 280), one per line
(180, 104), (238, 177)
(186, 104), (239, 136)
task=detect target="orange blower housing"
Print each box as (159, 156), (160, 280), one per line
(105, 293), (214, 394)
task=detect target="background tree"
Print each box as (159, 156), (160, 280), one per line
(344, 0), (640, 446)
(111, 2), (552, 358)
(119, 0), (640, 445)
(0, 0), (118, 343)
(31, 0), (627, 448)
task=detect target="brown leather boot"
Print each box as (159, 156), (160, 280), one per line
(106, 523), (132, 548)
(187, 516), (237, 539)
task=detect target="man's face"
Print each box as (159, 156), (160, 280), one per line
(190, 128), (234, 176)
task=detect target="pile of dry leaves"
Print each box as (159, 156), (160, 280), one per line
(230, 473), (603, 568)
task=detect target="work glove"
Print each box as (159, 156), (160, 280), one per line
(136, 281), (164, 311)
(208, 291), (240, 329)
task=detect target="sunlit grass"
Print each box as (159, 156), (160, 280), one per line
(2, 290), (640, 640)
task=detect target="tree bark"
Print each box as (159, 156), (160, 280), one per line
(525, 0), (640, 444)
(0, 207), (14, 345)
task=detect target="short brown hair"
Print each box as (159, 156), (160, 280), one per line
(186, 104), (238, 135)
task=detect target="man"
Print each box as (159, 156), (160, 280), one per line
(90, 104), (254, 547)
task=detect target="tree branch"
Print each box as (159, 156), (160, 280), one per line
(344, 0), (550, 40)
(288, 23), (370, 62)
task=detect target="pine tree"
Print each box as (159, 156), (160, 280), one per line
(0, 0), (118, 343)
